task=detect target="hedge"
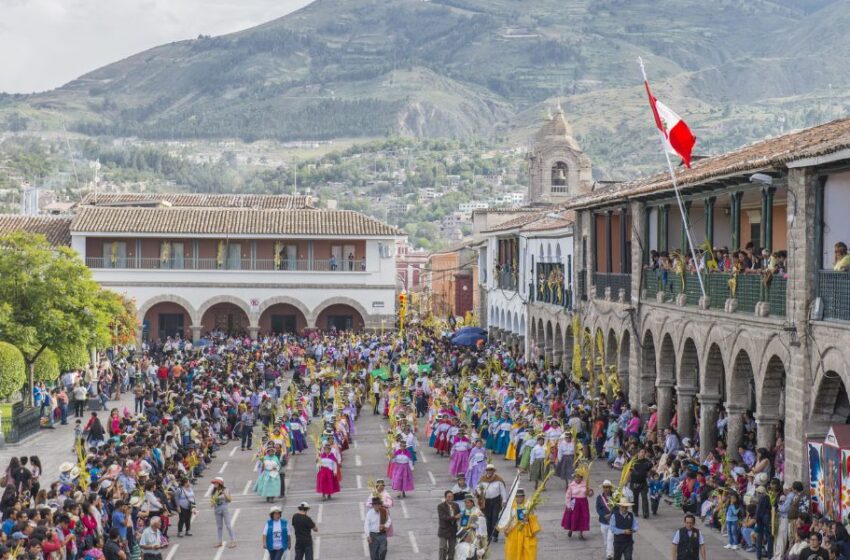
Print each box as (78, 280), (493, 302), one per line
(0, 342), (26, 399)
(33, 348), (60, 383)
(57, 345), (90, 373)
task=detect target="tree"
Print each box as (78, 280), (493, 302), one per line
(33, 348), (59, 383)
(0, 342), (25, 400)
(56, 344), (91, 373)
(0, 233), (120, 405)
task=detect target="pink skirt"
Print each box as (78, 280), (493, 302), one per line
(449, 450), (470, 477)
(561, 497), (590, 532)
(391, 463), (415, 492)
(316, 467), (340, 495)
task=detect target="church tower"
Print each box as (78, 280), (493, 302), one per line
(527, 105), (592, 204)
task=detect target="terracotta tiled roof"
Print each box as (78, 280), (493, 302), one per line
(520, 211), (574, 233)
(70, 207), (404, 237)
(80, 193), (313, 209)
(568, 115), (850, 209)
(472, 206), (540, 216)
(0, 215), (72, 246)
(482, 211), (547, 233)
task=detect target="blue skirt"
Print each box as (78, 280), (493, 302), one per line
(494, 431), (510, 455)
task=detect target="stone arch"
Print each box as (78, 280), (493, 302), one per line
(536, 318), (545, 359)
(520, 314), (526, 337)
(257, 296), (310, 326)
(619, 329), (631, 399)
(809, 347), (850, 434)
(606, 329), (618, 367)
(258, 296), (310, 335)
(545, 320), (554, 355)
(678, 338), (700, 390)
(554, 323), (564, 367)
(197, 295), (254, 326)
(138, 294), (198, 326)
(702, 343), (725, 398)
(728, 349), (755, 411)
(564, 322), (575, 373)
(658, 332), (676, 385)
(311, 297), (370, 329)
(640, 329), (657, 413)
(556, 244), (562, 261)
(757, 354), (786, 448)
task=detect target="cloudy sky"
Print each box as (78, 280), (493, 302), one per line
(0, 0), (314, 93)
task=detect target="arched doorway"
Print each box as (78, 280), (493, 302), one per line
(641, 330), (657, 416)
(727, 349), (756, 458)
(201, 303), (250, 336)
(619, 330), (631, 399)
(700, 343), (726, 459)
(677, 338), (700, 439)
(554, 324), (564, 367)
(757, 355), (786, 449)
(564, 324), (574, 376)
(657, 333), (676, 435)
(315, 304), (365, 332)
(810, 372), (850, 436)
(143, 301), (192, 341)
(259, 303), (308, 334)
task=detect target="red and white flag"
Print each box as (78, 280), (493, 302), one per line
(644, 81), (696, 168)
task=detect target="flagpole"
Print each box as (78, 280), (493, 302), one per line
(638, 58), (707, 300)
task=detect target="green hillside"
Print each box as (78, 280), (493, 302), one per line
(2, 0), (849, 177)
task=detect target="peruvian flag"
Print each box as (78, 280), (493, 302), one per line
(644, 81), (696, 168)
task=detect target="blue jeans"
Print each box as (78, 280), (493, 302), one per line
(241, 425), (253, 449)
(742, 527), (756, 548)
(268, 549), (286, 560)
(60, 402), (68, 424)
(756, 525), (773, 559)
(727, 521), (739, 546)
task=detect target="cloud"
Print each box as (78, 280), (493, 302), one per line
(0, 0), (314, 93)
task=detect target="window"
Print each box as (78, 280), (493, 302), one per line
(102, 241), (127, 268)
(227, 243), (242, 270)
(551, 161), (569, 193)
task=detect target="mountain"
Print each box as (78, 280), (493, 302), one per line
(2, 0), (849, 177)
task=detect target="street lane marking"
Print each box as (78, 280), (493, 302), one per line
(383, 440), (389, 449)
(231, 508), (241, 525)
(359, 502), (365, 520)
(218, 461), (228, 474)
(420, 448), (428, 463)
(242, 480), (251, 495)
(428, 471), (436, 485)
(409, 531), (419, 554)
(204, 485), (214, 498)
(315, 536), (321, 559)
(353, 440), (359, 449)
(165, 544), (179, 560)
(317, 504), (323, 523)
(356, 475), (362, 489)
(229, 446), (237, 457)
(213, 543), (225, 560)
(355, 455), (362, 466)
(400, 500), (410, 519)
(286, 457), (294, 471)
(362, 535), (369, 557)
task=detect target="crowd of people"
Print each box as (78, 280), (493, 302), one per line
(1, 316), (847, 560)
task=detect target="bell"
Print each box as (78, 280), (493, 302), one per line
(556, 168), (566, 181)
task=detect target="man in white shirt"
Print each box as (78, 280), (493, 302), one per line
(479, 465), (508, 543)
(364, 497), (391, 560)
(139, 516), (167, 559)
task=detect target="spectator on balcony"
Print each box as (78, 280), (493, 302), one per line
(744, 242), (758, 270)
(649, 250), (660, 270)
(348, 252), (355, 271)
(734, 251), (751, 271)
(329, 255), (338, 271)
(834, 242), (850, 272)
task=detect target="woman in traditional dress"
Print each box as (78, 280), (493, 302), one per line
(449, 429), (471, 477)
(556, 432), (576, 487)
(315, 443), (340, 500)
(494, 413), (512, 456)
(561, 471), (592, 539)
(504, 488), (540, 560)
(254, 446), (282, 503)
(288, 415), (308, 453)
(434, 414), (452, 456)
(518, 431), (535, 472)
(390, 445), (415, 498)
(466, 440), (487, 490)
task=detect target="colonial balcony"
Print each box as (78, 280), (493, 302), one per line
(642, 269), (786, 317)
(496, 269), (519, 291)
(528, 282), (573, 308)
(593, 272), (632, 303)
(85, 257), (367, 272)
(817, 271), (850, 322)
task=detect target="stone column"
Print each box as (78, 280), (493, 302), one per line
(755, 414), (780, 451)
(698, 394), (721, 460)
(248, 326), (260, 341)
(656, 381), (675, 436)
(726, 404), (747, 460)
(190, 325), (203, 342)
(544, 346), (553, 368)
(677, 387), (697, 440)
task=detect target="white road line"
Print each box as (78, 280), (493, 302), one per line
(409, 531), (419, 554)
(165, 544), (179, 560)
(428, 471), (437, 485)
(383, 440), (389, 449)
(420, 448), (428, 463)
(229, 446), (237, 457)
(356, 475), (362, 489)
(317, 504), (323, 523)
(286, 457), (295, 471)
(362, 535), (369, 557)
(359, 502), (365, 520)
(400, 500), (410, 519)
(315, 536), (321, 560)
(213, 544), (225, 560)
(231, 508), (241, 525)
(242, 480), (251, 495)
(218, 461), (228, 474)
(204, 485), (214, 498)
(262, 552), (269, 560)
(353, 440), (359, 449)
(355, 455), (362, 466)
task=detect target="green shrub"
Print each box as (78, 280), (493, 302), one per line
(0, 342), (26, 399)
(33, 348), (59, 383)
(57, 345), (90, 373)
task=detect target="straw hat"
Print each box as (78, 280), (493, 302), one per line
(485, 464), (496, 470)
(602, 480), (613, 487)
(59, 462), (75, 473)
(211, 476), (225, 485)
(129, 495), (144, 508)
(617, 498), (634, 507)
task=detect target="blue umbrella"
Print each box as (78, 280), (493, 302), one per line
(194, 339), (211, 347)
(451, 331), (487, 347)
(452, 326), (487, 337)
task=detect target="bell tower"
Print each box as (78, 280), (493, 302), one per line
(527, 105), (592, 204)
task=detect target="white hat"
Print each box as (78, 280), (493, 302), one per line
(485, 464), (496, 470)
(617, 498), (634, 507)
(269, 506), (282, 514)
(211, 477), (225, 485)
(682, 437), (692, 446)
(602, 480), (613, 487)
(59, 462), (75, 473)
(298, 502), (310, 510)
(129, 495), (143, 507)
